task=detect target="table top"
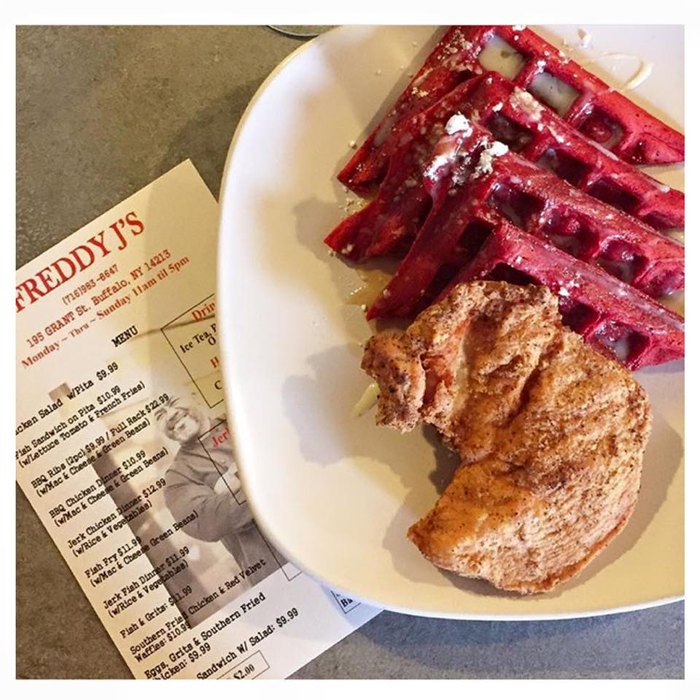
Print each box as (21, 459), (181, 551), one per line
(16, 25), (683, 680)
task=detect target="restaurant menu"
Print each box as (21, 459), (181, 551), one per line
(15, 161), (380, 679)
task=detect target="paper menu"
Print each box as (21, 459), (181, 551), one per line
(15, 161), (379, 679)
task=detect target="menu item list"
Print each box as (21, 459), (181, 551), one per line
(15, 161), (379, 679)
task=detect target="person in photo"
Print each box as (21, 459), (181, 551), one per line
(155, 395), (279, 589)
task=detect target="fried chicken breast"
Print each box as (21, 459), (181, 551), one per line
(361, 281), (651, 594)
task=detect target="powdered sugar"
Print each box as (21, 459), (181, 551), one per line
(425, 154), (453, 183)
(510, 88), (544, 120)
(445, 113), (473, 135)
(472, 140), (509, 179)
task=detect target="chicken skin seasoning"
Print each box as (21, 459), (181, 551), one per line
(362, 281), (651, 594)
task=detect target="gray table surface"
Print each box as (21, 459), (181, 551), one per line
(16, 25), (683, 680)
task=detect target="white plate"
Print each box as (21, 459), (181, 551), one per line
(217, 25), (684, 619)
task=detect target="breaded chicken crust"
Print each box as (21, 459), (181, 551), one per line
(362, 281), (651, 594)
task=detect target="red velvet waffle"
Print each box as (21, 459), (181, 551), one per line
(326, 73), (684, 263)
(338, 117), (684, 307)
(340, 25), (684, 193)
(368, 220), (683, 370)
(327, 80), (477, 261)
(447, 223), (684, 370)
(365, 120), (684, 368)
(464, 74), (684, 231)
